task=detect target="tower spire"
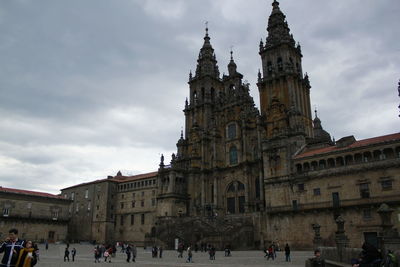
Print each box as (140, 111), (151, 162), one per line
(264, 0), (295, 48)
(227, 47), (238, 76)
(193, 22), (220, 79)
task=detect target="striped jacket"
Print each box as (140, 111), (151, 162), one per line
(0, 239), (25, 267)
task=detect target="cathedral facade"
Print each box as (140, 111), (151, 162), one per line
(59, 1), (400, 249)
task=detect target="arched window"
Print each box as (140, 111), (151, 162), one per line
(193, 91), (198, 104)
(227, 123), (237, 139)
(277, 57), (283, 71)
(255, 178), (260, 199)
(226, 181), (246, 214)
(229, 146), (238, 165)
(267, 61), (272, 74)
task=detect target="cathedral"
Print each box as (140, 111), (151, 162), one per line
(3, 1), (398, 249)
(61, 0), (400, 249)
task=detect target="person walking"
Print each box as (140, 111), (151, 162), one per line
(186, 246), (193, 263)
(209, 245), (216, 260)
(45, 241), (48, 251)
(71, 248), (76, 262)
(64, 247), (70, 262)
(285, 243), (291, 262)
(126, 244), (131, 262)
(132, 245), (137, 262)
(159, 246), (163, 258)
(177, 243), (184, 258)
(94, 247), (101, 263)
(0, 228), (25, 267)
(267, 245), (274, 260)
(15, 240), (37, 267)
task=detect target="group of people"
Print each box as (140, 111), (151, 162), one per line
(177, 242), (219, 262)
(0, 228), (38, 267)
(150, 245), (162, 258)
(93, 244), (117, 263)
(63, 246), (77, 262)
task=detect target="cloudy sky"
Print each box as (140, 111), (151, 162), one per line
(0, 0), (399, 194)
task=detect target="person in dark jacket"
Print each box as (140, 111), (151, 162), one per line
(285, 243), (291, 262)
(310, 249), (325, 267)
(360, 242), (382, 267)
(64, 247), (70, 262)
(0, 228), (25, 267)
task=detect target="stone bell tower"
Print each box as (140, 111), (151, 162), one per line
(257, 0), (313, 178)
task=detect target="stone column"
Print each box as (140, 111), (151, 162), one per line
(377, 203), (400, 254)
(335, 216), (349, 262)
(312, 223), (323, 248)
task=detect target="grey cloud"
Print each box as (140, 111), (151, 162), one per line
(0, 0), (398, 193)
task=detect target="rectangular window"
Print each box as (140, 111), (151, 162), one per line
(131, 214), (134, 225)
(132, 193), (136, 198)
(52, 211), (59, 219)
(64, 194), (67, 199)
(120, 215), (124, 226)
(238, 196), (245, 213)
(122, 194), (124, 199)
(227, 197), (235, 214)
(152, 199), (156, 206)
(3, 208), (10, 217)
(27, 203), (32, 209)
(132, 201), (135, 208)
(152, 190), (155, 196)
(87, 201), (91, 211)
(360, 183), (370, 198)
(363, 209), (372, 219)
(141, 214), (145, 225)
(141, 191), (145, 197)
(313, 188), (321, 196)
(71, 192), (75, 200)
(292, 200), (298, 211)
(145, 180), (148, 186)
(298, 184), (305, 191)
(141, 200), (144, 207)
(381, 180), (392, 190)
(75, 204), (79, 213)
(85, 189), (89, 199)
(96, 205), (99, 210)
(332, 192), (340, 208)
(120, 202), (124, 209)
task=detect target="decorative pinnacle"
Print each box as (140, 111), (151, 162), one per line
(205, 21), (209, 37)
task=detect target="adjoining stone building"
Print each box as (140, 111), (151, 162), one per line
(46, 0), (400, 249)
(61, 171), (158, 245)
(0, 187), (71, 242)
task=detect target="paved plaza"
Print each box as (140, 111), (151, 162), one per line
(32, 243), (312, 267)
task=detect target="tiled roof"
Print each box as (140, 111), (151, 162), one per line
(115, 171), (158, 183)
(0, 187), (64, 199)
(295, 132), (400, 159)
(61, 171), (158, 190)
